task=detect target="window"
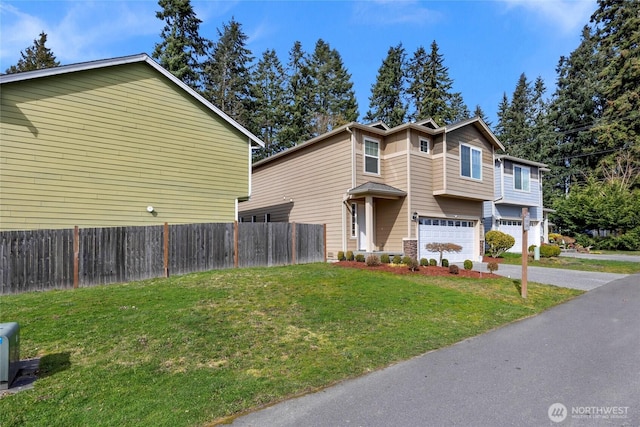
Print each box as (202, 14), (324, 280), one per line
(420, 138), (430, 153)
(265, 213), (271, 222)
(350, 203), (357, 238)
(364, 139), (379, 174)
(514, 165), (530, 192)
(460, 143), (482, 180)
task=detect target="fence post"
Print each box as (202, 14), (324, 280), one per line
(234, 221), (239, 268)
(73, 226), (79, 288)
(324, 224), (327, 263)
(164, 222), (169, 277)
(291, 222), (296, 265)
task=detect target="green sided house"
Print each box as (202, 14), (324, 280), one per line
(0, 54), (263, 231)
(239, 117), (505, 262)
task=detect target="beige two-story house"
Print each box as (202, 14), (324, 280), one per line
(239, 117), (504, 262)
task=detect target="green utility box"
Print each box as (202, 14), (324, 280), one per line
(0, 322), (20, 390)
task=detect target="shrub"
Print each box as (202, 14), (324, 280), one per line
(392, 255), (402, 265)
(549, 233), (562, 244)
(441, 259), (449, 267)
(429, 258), (437, 266)
(366, 255), (381, 266)
(420, 258), (429, 266)
(528, 245), (537, 254)
(487, 262), (499, 273)
(449, 264), (459, 274)
(380, 253), (391, 264)
(539, 244), (561, 258)
(402, 256), (412, 265)
(337, 251), (345, 261)
(346, 250), (354, 261)
(355, 254), (366, 262)
(425, 242), (462, 265)
(463, 259), (473, 270)
(485, 230), (515, 258)
(406, 258), (420, 271)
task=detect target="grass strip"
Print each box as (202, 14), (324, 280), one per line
(0, 263), (581, 426)
(499, 253), (640, 274)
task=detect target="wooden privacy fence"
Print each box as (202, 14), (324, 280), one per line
(0, 222), (326, 295)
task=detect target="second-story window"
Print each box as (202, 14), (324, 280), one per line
(364, 139), (379, 174)
(420, 138), (430, 153)
(460, 143), (482, 180)
(514, 165), (530, 191)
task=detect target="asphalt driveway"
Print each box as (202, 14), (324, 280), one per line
(231, 273), (640, 426)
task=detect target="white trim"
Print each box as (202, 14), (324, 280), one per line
(419, 137), (430, 154)
(363, 137), (380, 175)
(513, 165), (530, 192)
(460, 142), (482, 181)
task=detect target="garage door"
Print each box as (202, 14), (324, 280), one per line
(496, 220), (537, 253)
(419, 218), (476, 263)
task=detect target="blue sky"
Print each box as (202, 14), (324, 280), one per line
(0, 0), (597, 125)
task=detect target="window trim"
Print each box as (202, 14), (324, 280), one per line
(419, 138), (430, 154)
(350, 203), (357, 238)
(514, 165), (530, 192)
(364, 138), (380, 175)
(460, 143), (482, 180)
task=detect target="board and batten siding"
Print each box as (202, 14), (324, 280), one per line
(1, 63), (251, 231)
(239, 132), (352, 258)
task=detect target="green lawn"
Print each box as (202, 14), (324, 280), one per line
(0, 263), (582, 427)
(500, 253), (640, 274)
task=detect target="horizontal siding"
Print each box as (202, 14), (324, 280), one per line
(239, 132), (352, 259)
(1, 63), (250, 230)
(501, 175), (541, 206)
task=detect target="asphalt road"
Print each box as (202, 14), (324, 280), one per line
(231, 273), (640, 427)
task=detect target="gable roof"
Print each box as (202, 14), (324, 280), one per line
(496, 154), (549, 171)
(0, 53), (264, 148)
(445, 117), (505, 151)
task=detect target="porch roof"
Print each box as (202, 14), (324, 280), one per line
(347, 182), (407, 199)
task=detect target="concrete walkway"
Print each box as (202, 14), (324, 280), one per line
(231, 273), (640, 426)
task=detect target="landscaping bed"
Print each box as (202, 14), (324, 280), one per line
(334, 261), (499, 278)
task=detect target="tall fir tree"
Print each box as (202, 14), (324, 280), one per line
(203, 18), (254, 126)
(499, 73), (533, 156)
(407, 41), (466, 125)
(5, 32), (60, 74)
(153, 0), (208, 90)
(365, 43), (407, 128)
(279, 41), (315, 147)
(250, 49), (288, 161)
(590, 0), (640, 180)
(307, 39), (358, 136)
(548, 26), (603, 197)
(473, 105), (491, 128)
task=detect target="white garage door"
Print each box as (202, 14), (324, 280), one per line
(419, 218), (476, 263)
(496, 220), (538, 253)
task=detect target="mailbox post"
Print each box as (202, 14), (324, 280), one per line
(521, 208), (529, 298)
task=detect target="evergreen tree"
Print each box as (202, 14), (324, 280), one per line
(499, 73), (533, 156)
(307, 39), (358, 135)
(590, 0), (640, 179)
(5, 32), (60, 74)
(250, 49), (288, 161)
(203, 18), (254, 126)
(279, 41), (314, 147)
(153, 0), (208, 90)
(473, 105), (491, 128)
(494, 93), (509, 139)
(548, 26), (603, 197)
(365, 43), (407, 128)
(407, 41), (465, 125)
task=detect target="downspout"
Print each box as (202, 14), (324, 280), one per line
(344, 125), (354, 252)
(406, 129), (413, 238)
